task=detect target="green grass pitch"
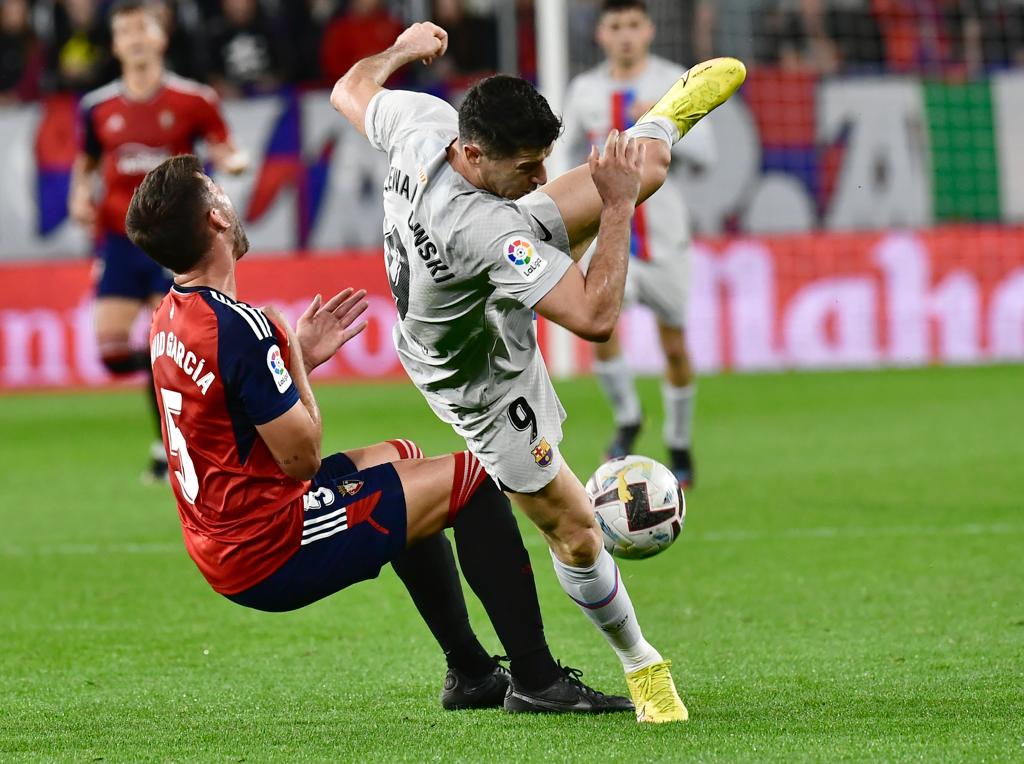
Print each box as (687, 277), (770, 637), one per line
(1, 365), (1022, 762)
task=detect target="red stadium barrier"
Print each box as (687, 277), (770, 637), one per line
(1, 226), (1023, 390)
(0, 251), (405, 390)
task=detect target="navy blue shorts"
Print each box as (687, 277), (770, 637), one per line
(95, 233), (173, 300)
(227, 452), (408, 612)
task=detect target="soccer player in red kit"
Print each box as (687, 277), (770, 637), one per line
(125, 154), (632, 714)
(68, 0), (248, 481)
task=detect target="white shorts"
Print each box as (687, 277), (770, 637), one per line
(582, 246), (690, 329)
(422, 352), (566, 494)
(625, 253), (689, 328)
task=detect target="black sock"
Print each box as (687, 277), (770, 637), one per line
(144, 367), (163, 445)
(391, 532), (495, 679)
(452, 479), (562, 691)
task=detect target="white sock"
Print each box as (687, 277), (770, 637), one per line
(626, 119), (679, 147)
(594, 356), (642, 427)
(551, 548), (662, 672)
(662, 381), (696, 449)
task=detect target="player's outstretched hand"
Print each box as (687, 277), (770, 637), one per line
(587, 129), (646, 211)
(394, 22), (448, 65)
(295, 288), (369, 373)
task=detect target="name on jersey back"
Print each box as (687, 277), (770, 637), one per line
(151, 330), (216, 395)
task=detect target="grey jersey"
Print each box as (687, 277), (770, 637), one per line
(365, 90), (574, 411)
(564, 55), (716, 259)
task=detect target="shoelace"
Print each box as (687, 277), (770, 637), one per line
(558, 661), (605, 697)
(636, 664), (678, 713)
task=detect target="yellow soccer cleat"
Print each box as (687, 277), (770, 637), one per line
(637, 57), (747, 141)
(625, 660), (689, 724)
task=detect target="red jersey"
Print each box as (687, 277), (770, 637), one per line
(79, 74), (230, 235)
(150, 284), (306, 595)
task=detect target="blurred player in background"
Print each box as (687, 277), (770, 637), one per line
(68, 0), (247, 482)
(332, 21), (743, 722)
(128, 155), (630, 714)
(564, 0), (716, 487)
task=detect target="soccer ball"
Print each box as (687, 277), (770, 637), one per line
(585, 455), (686, 560)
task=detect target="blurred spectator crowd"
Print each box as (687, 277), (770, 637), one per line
(3, 0), (1024, 105)
(694, 0), (1024, 77)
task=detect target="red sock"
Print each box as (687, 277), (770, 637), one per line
(387, 438), (424, 460)
(449, 451), (489, 525)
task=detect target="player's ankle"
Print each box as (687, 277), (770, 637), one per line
(510, 647), (562, 691)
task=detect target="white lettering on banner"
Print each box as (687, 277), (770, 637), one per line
(688, 241), (781, 371)
(3, 240), (1024, 388)
(0, 309), (67, 385)
(784, 278), (879, 367)
(874, 235), (982, 364)
(989, 270), (1024, 358)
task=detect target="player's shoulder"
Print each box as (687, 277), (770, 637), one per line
(80, 79), (124, 111)
(446, 190), (531, 251)
(163, 73), (220, 106)
(201, 289), (276, 344)
(377, 89), (456, 122)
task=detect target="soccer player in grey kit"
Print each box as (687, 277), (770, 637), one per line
(332, 21), (744, 722)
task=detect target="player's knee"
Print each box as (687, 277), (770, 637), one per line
(386, 438), (424, 460)
(557, 524), (603, 567)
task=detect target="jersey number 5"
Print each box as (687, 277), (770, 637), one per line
(160, 387), (200, 504)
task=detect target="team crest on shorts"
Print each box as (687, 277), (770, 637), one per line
(337, 479), (364, 497)
(532, 438), (553, 467)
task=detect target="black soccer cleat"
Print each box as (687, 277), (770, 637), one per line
(503, 664), (635, 715)
(441, 662), (511, 710)
(141, 455), (169, 486)
(605, 420), (643, 461)
(669, 447), (694, 489)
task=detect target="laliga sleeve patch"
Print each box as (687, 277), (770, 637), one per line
(266, 344), (292, 393)
(503, 236), (547, 282)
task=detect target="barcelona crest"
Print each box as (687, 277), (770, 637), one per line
(532, 438), (553, 467)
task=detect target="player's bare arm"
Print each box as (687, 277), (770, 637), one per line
(256, 306), (322, 480)
(256, 290), (368, 479)
(68, 154), (99, 227)
(330, 22), (448, 136)
(534, 130), (644, 341)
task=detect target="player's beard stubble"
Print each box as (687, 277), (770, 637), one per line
(229, 207), (250, 260)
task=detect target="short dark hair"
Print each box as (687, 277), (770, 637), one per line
(600, 0), (648, 15)
(109, 0), (159, 23)
(126, 155), (214, 274)
(458, 75), (562, 158)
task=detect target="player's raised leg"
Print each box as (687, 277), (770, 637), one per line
(507, 463), (687, 722)
(541, 57), (746, 250)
